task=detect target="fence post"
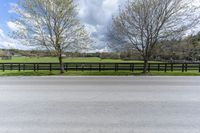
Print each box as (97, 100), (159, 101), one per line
(171, 63), (173, 72)
(90, 64), (92, 71)
(82, 64), (84, 72)
(10, 64), (13, 71)
(76, 64), (78, 71)
(18, 64), (21, 71)
(37, 64), (39, 71)
(34, 64), (36, 71)
(115, 63), (118, 72)
(2, 64), (4, 72)
(199, 64), (200, 72)
(165, 63), (167, 72)
(65, 64), (68, 72)
(49, 63), (52, 71)
(158, 64), (160, 72)
(131, 64), (135, 72)
(148, 63), (151, 72)
(23, 64), (25, 71)
(99, 63), (101, 72)
(185, 63), (188, 72)
(182, 64), (184, 72)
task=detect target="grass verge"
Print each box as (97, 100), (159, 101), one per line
(0, 70), (200, 76)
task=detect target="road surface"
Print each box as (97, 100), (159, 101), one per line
(0, 76), (200, 133)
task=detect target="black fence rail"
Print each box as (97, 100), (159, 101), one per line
(0, 62), (200, 72)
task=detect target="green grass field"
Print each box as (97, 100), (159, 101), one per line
(0, 57), (155, 63)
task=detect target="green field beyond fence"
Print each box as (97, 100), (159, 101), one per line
(0, 57), (145, 63)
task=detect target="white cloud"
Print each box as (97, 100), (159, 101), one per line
(0, 28), (27, 49)
(78, 0), (122, 25)
(7, 21), (26, 33)
(0, 28), (17, 49)
(7, 21), (19, 31)
(78, 0), (125, 49)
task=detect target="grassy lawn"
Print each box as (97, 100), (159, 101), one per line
(149, 71), (200, 76)
(0, 70), (200, 76)
(0, 57), (158, 63)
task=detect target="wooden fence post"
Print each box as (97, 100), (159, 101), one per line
(65, 64), (68, 72)
(182, 64), (184, 72)
(34, 64), (36, 71)
(76, 64), (78, 71)
(99, 63), (101, 72)
(185, 64), (188, 72)
(37, 64), (39, 71)
(49, 63), (52, 71)
(132, 64), (135, 72)
(82, 64), (84, 72)
(2, 64), (4, 72)
(148, 63), (151, 72)
(10, 64), (13, 71)
(165, 63), (167, 72)
(199, 64), (200, 72)
(19, 64), (21, 71)
(90, 64), (92, 71)
(23, 64), (25, 71)
(171, 64), (173, 72)
(115, 63), (118, 72)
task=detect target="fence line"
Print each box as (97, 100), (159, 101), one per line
(0, 62), (200, 72)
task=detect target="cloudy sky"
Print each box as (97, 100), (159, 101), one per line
(0, 0), (125, 51)
(1, 0), (199, 51)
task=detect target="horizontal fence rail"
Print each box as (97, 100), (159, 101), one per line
(0, 62), (200, 72)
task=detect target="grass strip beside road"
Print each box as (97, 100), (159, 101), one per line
(0, 70), (200, 76)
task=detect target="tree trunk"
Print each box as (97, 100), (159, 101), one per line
(143, 58), (148, 74)
(59, 55), (64, 74)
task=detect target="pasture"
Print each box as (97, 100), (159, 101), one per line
(0, 57), (146, 63)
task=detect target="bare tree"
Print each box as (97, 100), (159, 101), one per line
(11, 0), (92, 73)
(108, 0), (199, 73)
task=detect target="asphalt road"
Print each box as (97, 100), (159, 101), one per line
(0, 76), (200, 133)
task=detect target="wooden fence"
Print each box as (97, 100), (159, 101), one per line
(0, 62), (200, 72)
